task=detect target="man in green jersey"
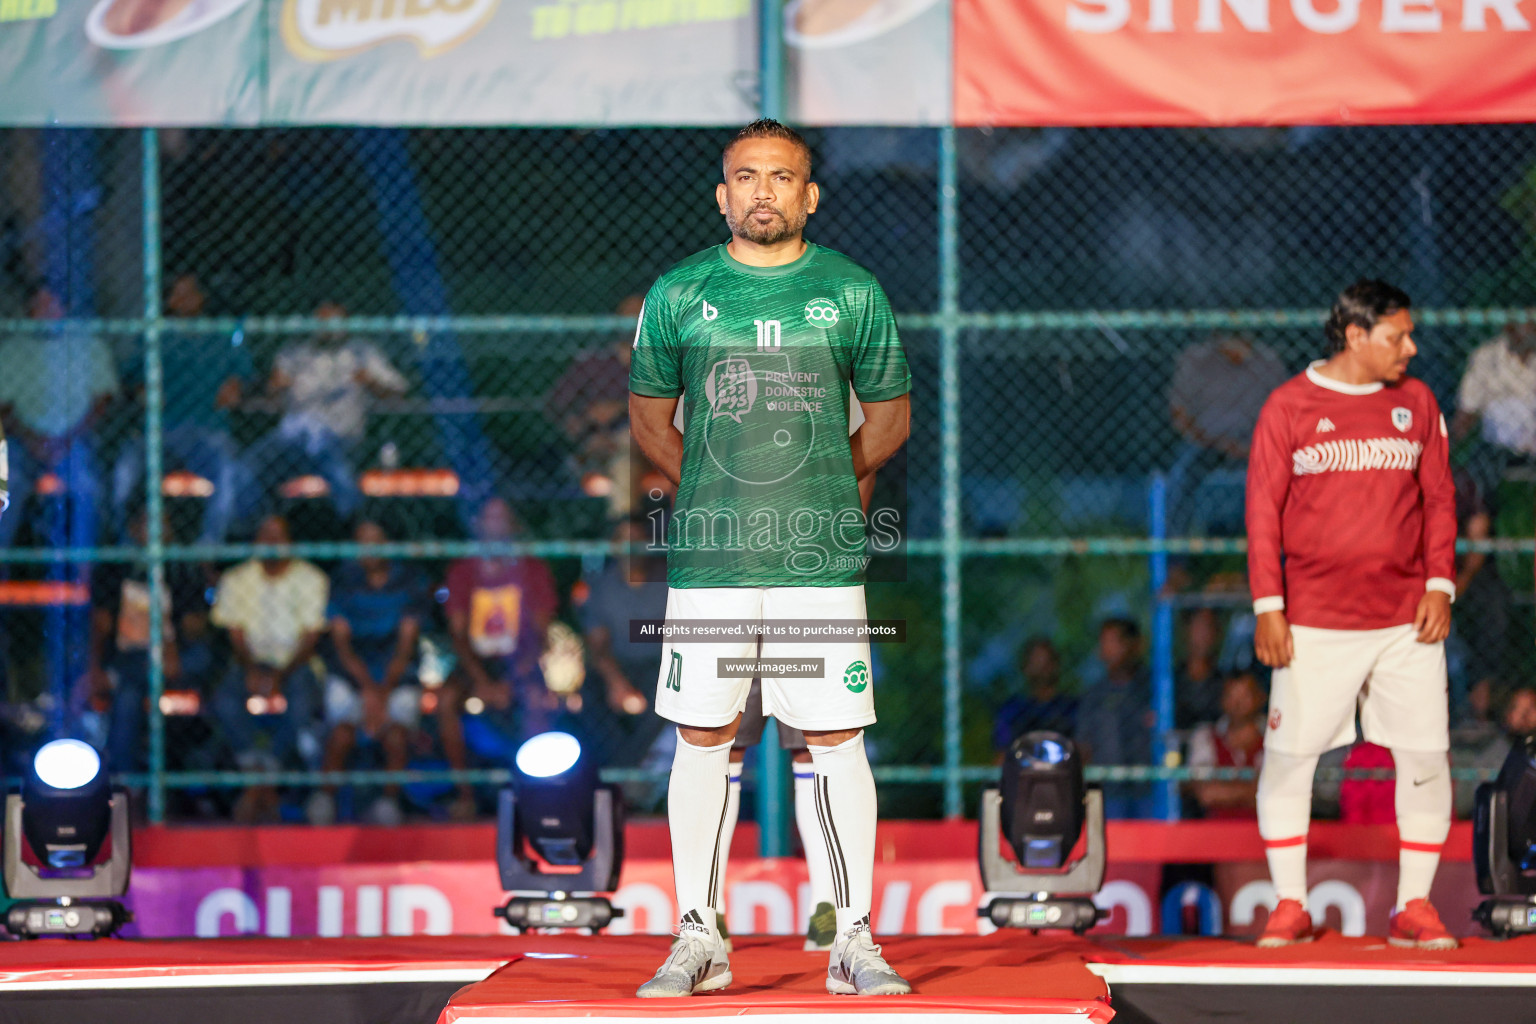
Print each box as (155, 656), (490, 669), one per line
(629, 119), (911, 998)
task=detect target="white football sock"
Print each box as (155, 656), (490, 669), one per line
(1392, 748), (1451, 911)
(1256, 748), (1319, 907)
(667, 732), (733, 940)
(794, 764), (837, 914)
(713, 761), (743, 917)
(807, 732), (877, 937)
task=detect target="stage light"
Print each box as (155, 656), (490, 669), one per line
(1474, 734), (1536, 936)
(978, 731), (1106, 934)
(495, 731), (623, 934)
(511, 731), (597, 866)
(4, 740), (133, 938)
(25, 740), (111, 869)
(1001, 732), (1086, 870)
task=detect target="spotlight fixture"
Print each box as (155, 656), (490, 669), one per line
(1474, 735), (1536, 936)
(978, 731), (1107, 934)
(495, 731), (623, 933)
(3, 739), (133, 938)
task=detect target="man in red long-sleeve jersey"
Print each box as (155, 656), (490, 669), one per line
(1247, 279), (1458, 950)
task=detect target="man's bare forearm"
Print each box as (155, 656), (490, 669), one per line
(850, 394), (910, 480)
(628, 393), (684, 486)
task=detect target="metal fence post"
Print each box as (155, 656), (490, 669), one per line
(755, 0), (789, 856)
(142, 128), (166, 824)
(1148, 473), (1177, 821)
(758, 0), (785, 121)
(939, 126), (962, 818)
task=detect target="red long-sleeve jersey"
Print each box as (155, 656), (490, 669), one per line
(1245, 363), (1457, 631)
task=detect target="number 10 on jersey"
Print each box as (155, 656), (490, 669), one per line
(755, 319), (782, 352)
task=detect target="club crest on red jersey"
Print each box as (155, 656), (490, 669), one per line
(1269, 708), (1282, 731)
(1392, 407), (1412, 432)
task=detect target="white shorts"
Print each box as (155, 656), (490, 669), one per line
(1266, 623), (1448, 756)
(653, 585), (876, 733)
(324, 676), (422, 731)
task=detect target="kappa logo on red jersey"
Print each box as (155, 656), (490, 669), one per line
(1316, 417), (1336, 433)
(1269, 708), (1282, 731)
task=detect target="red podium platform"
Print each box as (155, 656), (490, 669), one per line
(439, 934), (1112, 1023)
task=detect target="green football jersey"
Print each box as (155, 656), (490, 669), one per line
(629, 242), (910, 588)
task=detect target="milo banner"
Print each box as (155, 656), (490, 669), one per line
(0, 0), (266, 124)
(267, 0), (756, 124)
(0, 0), (946, 124)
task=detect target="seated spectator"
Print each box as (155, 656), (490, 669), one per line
(1455, 685), (1536, 819)
(1175, 607), (1224, 729)
(0, 285), (119, 699)
(78, 510), (212, 774)
(1453, 317), (1536, 498)
(1185, 673), (1265, 818)
(993, 637), (1078, 753)
(111, 272), (254, 544)
(307, 520), (430, 826)
(1166, 332), (1288, 537)
(548, 295), (643, 514)
(1075, 618), (1156, 818)
(439, 497), (557, 820)
(210, 514), (328, 822)
(580, 517), (668, 767)
(248, 301), (407, 520)
(0, 284), (117, 554)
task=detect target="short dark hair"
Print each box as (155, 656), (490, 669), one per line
(1020, 636), (1059, 663)
(1323, 279), (1412, 355)
(1099, 617), (1141, 642)
(722, 119), (813, 180)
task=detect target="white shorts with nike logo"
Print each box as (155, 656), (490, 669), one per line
(1266, 623), (1448, 756)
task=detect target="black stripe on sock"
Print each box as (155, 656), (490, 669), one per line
(811, 773), (844, 908)
(823, 776), (851, 910)
(706, 772), (731, 910)
(817, 774), (851, 910)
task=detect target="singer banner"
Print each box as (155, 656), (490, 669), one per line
(955, 0), (1536, 126)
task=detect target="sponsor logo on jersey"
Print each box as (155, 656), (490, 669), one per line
(703, 356), (756, 423)
(1392, 407), (1412, 432)
(1316, 417), (1336, 433)
(282, 0), (498, 61)
(804, 297), (840, 328)
(701, 299), (719, 322)
(843, 660), (870, 693)
(1292, 437), (1423, 475)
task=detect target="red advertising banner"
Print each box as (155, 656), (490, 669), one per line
(954, 0), (1536, 125)
(117, 821), (1486, 940)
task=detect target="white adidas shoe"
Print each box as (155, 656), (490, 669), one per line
(637, 915), (732, 998)
(826, 922), (911, 996)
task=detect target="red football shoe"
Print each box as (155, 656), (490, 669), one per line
(1389, 899), (1458, 950)
(1257, 899), (1316, 947)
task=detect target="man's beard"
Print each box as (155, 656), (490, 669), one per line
(728, 201), (807, 245)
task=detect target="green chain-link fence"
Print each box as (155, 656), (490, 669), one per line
(0, 124), (1533, 826)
